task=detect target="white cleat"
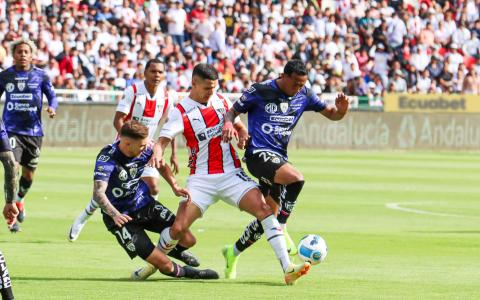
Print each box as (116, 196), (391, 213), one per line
(131, 263), (157, 280)
(68, 215), (88, 242)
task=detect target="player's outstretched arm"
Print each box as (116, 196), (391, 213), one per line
(93, 180), (131, 227)
(1, 151), (18, 227)
(320, 93), (349, 121)
(148, 137), (171, 169)
(222, 108), (242, 143)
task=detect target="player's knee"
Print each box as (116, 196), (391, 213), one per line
(256, 201), (274, 220)
(170, 222), (187, 240)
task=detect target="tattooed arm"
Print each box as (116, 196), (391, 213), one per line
(93, 180), (131, 227)
(1, 151), (18, 226)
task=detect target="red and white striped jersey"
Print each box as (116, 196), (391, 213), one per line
(116, 81), (177, 139)
(160, 93), (242, 175)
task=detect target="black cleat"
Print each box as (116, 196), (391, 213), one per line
(9, 222), (21, 233)
(183, 266), (219, 280)
(180, 251), (200, 267)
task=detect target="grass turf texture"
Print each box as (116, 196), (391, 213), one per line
(1, 148), (479, 299)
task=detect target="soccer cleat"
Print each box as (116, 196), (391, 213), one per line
(130, 263), (157, 280)
(68, 214), (88, 242)
(183, 266), (219, 280)
(284, 262), (310, 286)
(179, 250), (200, 267)
(16, 201), (25, 223)
(284, 227), (297, 256)
(222, 245), (239, 279)
(9, 222), (21, 233)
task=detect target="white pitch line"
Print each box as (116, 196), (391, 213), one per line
(385, 202), (469, 218)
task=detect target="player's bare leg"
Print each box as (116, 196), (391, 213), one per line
(132, 202), (202, 280)
(133, 247), (217, 280)
(11, 166), (34, 232)
(234, 188), (309, 285)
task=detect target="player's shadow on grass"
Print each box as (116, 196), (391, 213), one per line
(13, 277), (284, 286)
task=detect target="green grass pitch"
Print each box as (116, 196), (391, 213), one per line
(1, 148), (479, 299)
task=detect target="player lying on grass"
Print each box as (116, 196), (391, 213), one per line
(93, 120), (217, 280)
(139, 63), (310, 285)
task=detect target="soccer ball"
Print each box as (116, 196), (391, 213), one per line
(297, 234), (328, 265)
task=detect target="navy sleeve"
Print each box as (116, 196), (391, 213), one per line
(93, 154), (115, 181)
(305, 89), (327, 112)
(0, 72), (5, 98)
(232, 86), (258, 113)
(41, 74), (58, 110)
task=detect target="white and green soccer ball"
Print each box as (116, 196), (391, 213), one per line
(297, 234), (328, 265)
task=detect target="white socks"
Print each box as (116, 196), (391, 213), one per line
(158, 227), (178, 253)
(261, 215), (290, 271)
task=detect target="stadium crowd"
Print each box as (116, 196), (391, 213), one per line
(0, 0), (479, 101)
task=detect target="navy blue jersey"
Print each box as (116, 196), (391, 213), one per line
(93, 141), (154, 215)
(233, 79), (326, 159)
(0, 66), (58, 136)
(0, 119), (11, 152)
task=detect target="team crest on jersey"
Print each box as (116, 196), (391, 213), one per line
(129, 167), (138, 178)
(265, 103), (277, 114)
(119, 169), (128, 181)
(6, 83), (14, 92)
(280, 102), (289, 113)
(17, 81), (25, 91)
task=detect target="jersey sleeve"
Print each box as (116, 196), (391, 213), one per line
(305, 89), (327, 112)
(232, 86), (257, 114)
(42, 74), (58, 109)
(93, 154), (115, 182)
(116, 85), (135, 114)
(159, 107), (184, 139)
(160, 90), (177, 124)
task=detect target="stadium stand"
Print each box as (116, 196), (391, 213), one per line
(0, 0), (479, 103)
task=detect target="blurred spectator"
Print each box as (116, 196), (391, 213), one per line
(0, 0), (476, 100)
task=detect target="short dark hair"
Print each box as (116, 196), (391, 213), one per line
(120, 120), (149, 139)
(192, 63), (218, 80)
(145, 58), (164, 71)
(284, 59), (307, 76)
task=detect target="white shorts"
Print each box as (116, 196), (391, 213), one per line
(141, 166), (160, 178)
(186, 168), (258, 215)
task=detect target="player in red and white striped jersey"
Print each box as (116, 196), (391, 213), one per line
(135, 64), (310, 285)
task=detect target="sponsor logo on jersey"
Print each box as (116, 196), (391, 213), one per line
(5, 83), (14, 92)
(265, 103), (278, 114)
(98, 155), (110, 162)
(14, 77), (28, 81)
(245, 86), (256, 94)
(121, 178), (140, 189)
(119, 169), (128, 181)
(261, 123), (292, 136)
(28, 83), (39, 89)
(269, 115), (294, 123)
(10, 93), (33, 100)
(94, 171), (107, 177)
(280, 102), (289, 113)
(196, 123), (222, 141)
(6, 102), (37, 112)
(17, 82), (25, 91)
